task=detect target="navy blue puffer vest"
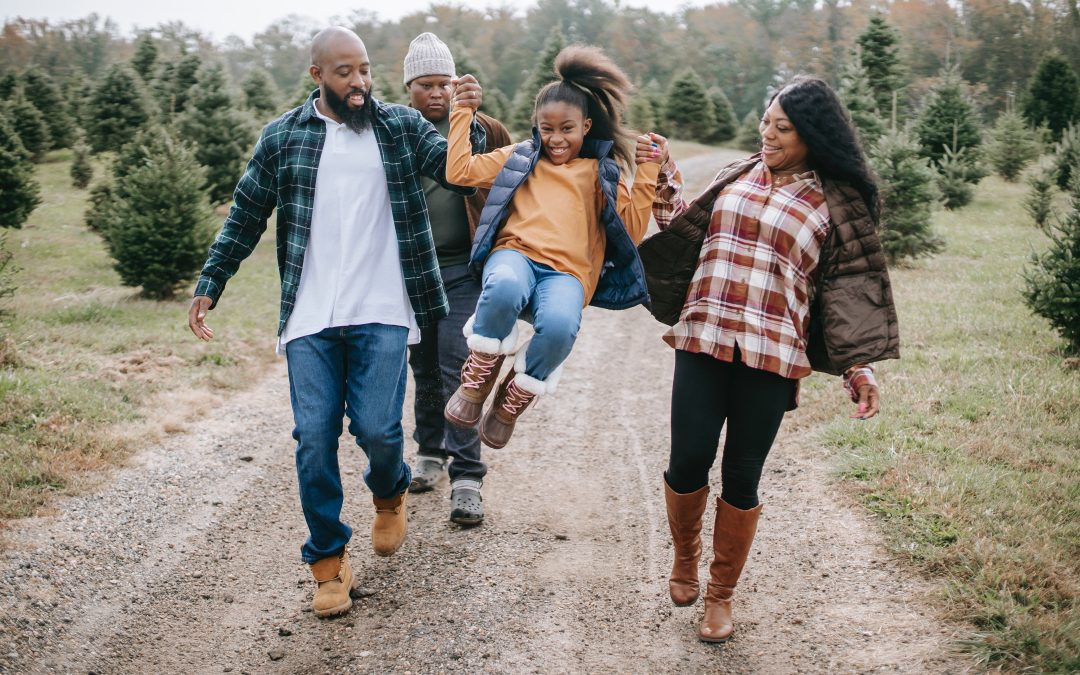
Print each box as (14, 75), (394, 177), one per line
(468, 131), (650, 311)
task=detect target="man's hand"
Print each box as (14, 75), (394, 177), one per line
(188, 296), (215, 341)
(635, 132), (669, 165)
(451, 74), (483, 111)
(850, 384), (880, 420)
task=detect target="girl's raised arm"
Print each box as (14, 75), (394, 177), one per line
(446, 107), (513, 189)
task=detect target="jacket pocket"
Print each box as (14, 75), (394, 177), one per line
(819, 272), (891, 360)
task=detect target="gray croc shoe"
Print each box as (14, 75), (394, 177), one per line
(409, 456), (448, 493)
(449, 478), (484, 526)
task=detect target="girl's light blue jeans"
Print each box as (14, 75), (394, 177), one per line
(472, 249), (585, 381)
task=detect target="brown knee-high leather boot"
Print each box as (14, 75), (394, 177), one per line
(663, 477), (710, 606)
(698, 497), (761, 643)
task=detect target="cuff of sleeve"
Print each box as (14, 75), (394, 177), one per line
(658, 159), (679, 183)
(843, 365), (877, 403)
(194, 277), (223, 310)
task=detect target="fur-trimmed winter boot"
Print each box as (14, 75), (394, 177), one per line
(478, 346), (561, 449)
(698, 498), (762, 643)
(445, 317), (519, 428)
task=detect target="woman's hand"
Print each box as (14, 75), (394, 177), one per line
(635, 132), (669, 165)
(850, 384), (880, 419)
(451, 74), (483, 111)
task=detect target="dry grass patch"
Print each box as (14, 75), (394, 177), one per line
(0, 151), (280, 521)
(799, 174), (1079, 672)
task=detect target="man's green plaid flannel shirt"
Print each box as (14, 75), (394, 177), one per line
(193, 91), (486, 334)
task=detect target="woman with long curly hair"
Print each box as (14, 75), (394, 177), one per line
(642, 76), (900, 642)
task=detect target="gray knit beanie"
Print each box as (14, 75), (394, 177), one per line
(403, 32), (455, 85)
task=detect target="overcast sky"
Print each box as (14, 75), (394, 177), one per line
(3, 0), (705, 43)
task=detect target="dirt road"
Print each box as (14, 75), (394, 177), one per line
(0, 151), (970, 674)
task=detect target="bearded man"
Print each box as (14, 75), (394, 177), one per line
(187, 26), (485, 618)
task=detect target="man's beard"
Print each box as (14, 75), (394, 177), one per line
(322, 85), (375, 133)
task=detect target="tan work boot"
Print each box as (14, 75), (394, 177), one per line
(664, 477), (710, 606)
(372, 491), (408, 556)
(479, 372), (537, 449)
(698, 498), (762, 643)
(309, 550), (358, 618)
(445, 350), (505, 428)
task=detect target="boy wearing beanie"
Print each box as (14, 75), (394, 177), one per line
(402, 32), (511, 526)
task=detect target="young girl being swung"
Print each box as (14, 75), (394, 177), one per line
(443, 45), (668, 449)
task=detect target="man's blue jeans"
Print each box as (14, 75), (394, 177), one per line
(473, 249), (585, 381)
(285, 324), (412, 564)
(408, 263), (486, 481)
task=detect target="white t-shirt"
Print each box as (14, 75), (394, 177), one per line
(279, 102), (420, 353)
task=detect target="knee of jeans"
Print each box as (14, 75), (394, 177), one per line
(534, 309), (581, 345)
(482, 266), (526, 305)
(293, 417), (343, 447)
(347, 415), (401, 448)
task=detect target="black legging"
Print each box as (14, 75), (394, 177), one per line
(667, 349), (796, 509)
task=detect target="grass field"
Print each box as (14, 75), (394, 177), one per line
(797, 174), (1079, 672)
(0, 149), (280, 519)
(0, 150), (1077, 671)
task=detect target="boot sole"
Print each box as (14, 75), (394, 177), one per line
(450, 511), (484, 526)
(314, 577), (360, 618)
(672, 597), (699, 607)
(698, 631), (734, 643)
(314, 598), (353, 618)
(478, 427), (509, 449)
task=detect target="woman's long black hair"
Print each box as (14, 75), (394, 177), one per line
(532, 45), (635, 170)
(772, 76), (882, 225)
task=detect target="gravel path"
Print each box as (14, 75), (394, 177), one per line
(0, 151), (972, 674)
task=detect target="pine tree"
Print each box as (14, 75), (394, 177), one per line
(510, 28), (565, 137)
(0, 72), (17, 100)
(708, 87), (737, 144)
(643, 79), (668, 137)
(838, 56), (884, 148)
(870, 127), (943, 262)
(84, 180), (113, 233)
(70, 136), (93, 189)
(449, 44), (486, 85)
(87, 64), (150, 153)
(0, 232), (17, 327)
(155, 52), (201, 117)
(291, 73), (317, 110)
(856, 14), (906, 117)
(2, 96), (50, 162)
(1024, 167), (1056, 230)
(480, 88), (511, 126)
(176, 64), (257, 205)
(915, 68), (982, 167)
(1023, 53), (1080, 141)
(0, 111), (41, 228)
(627, 92), (656, 134)
(735, 110), (762, 153)
(20, 71), (75, 150)
(100, 126), (215, 299)
(985, 109), (1041, 181)
(936, 145), (976, 210)
(241, 68), (280, 120)
(131, 34), (158, 83)
(374, 72), (402, 105)
(1023, 174), (1080, 350)
(664, 70), (716, 143)
(1053, 124), (1079, 190)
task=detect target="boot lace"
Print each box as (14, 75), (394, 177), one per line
(500, 381), (535, 416)
(462, 352), (500, 389)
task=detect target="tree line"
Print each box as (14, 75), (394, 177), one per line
(0, 3), (1079, 351)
